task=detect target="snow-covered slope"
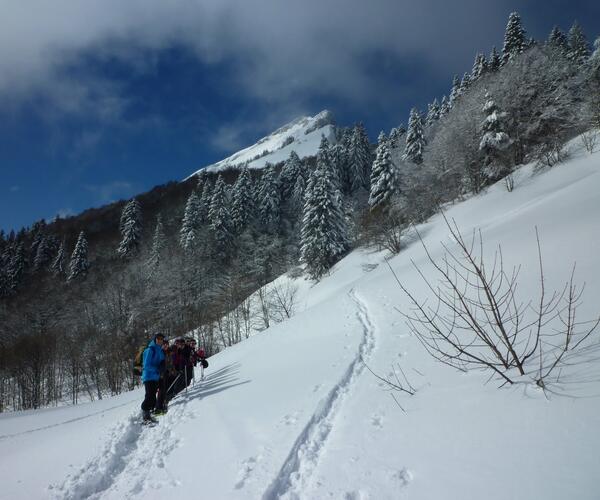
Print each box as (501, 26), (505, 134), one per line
(2, 135), (600, 500)
(189, 110), (336, 177)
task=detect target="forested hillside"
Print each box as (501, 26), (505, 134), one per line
(1, 12), (599, 412)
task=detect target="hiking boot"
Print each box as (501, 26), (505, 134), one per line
(142, 410), (157, 423)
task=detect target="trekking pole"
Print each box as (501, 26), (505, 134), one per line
(167, 373), (181, 394)
(201, 364), (205, 381)
(184, 366), (188, 393)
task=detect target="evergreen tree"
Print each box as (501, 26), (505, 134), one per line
(291, 173), (306, 211)
(208, 175), (233, 255)
(51, 239), (66, 276)
(117, 198), (142, 259)
(426, 100), (441, 127)
(547, 26), (568, 53)
(198, 178), (214, 224)
(388, 124), (406, 147)
(471, 53), (488, 81)
(258, 163), (281, 232)
(147, 215), (166, 277)
(279, 151), (303, 199)
(6, 243), (25, 293)
(369, 132), (399, 212)
(180, 191), (202, 251)
(480, 92), (511, 180)
(347, 123), (372, 192)
(449, 75), (462, 107)
(329, 143), (347, 191)
(230, 167), (255, 234)
(68, 231), (89, 282)
(502, 12), (526, 64)
(403, 108), (426, 165)
(33, 236), (53, 271)
(439, 95), (450, 117)
(488, 46), (501, 71)
(460, 72), (472, 93)
(300, 154), (349, 279)
(567, 21), (590, 65)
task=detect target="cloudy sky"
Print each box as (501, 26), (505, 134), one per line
(1, 0), (599, 232)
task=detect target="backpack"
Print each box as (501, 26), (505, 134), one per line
(133, 346), (147, 376)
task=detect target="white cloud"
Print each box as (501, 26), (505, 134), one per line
(0, 0), (514, 116)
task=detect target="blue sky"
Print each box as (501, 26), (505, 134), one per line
(1, 0), (599, 233)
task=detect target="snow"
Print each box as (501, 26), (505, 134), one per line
(188, 110), (336, 177)
(2, 134), (600, 499)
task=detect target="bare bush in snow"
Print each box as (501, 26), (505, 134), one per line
(390, 216), (600, 388)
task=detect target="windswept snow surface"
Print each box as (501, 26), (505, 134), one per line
(188, 110), (335, 177)
(2, 136), (600, 499)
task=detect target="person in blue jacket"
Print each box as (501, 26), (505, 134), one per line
(141, 333), (166, 423)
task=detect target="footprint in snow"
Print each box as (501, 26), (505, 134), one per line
(234, 456), (258, 490)
(392, 468), (413, 487)
(282, 412), (299, 426)
(370, 414), (384, 429)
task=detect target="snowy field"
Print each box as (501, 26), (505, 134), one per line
(2, 137), (600, 499)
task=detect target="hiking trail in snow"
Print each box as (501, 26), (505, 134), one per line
(262, 289), (377, 500)
(50, 391), (195, 499)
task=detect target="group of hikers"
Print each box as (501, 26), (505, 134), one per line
(139, 332), (209, 423)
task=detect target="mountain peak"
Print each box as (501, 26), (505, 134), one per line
(189, 110), (335, 177)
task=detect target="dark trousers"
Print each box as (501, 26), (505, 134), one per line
(156, 376), (167, 411)
(141, 380), (159, 411)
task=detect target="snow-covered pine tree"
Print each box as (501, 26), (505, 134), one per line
(51, 239), (66, 276)
(502, 12), (526, 64)
(460, 72), (472, 93)
(439, 95), (450, 117)
(300, 153), (349, 279)
(258, 163), (281, 233)
(480, 92), (511, 182)
(33, 236), (53, 271)
(449, 75), (462, 107)
(567, 21), (590, 65)
(6, 243), (25, 293)
(426, 100), (441, 127)
(147, 215), (166, 278)
(291, 173), (306, 211)
(388, 124), (406, 147)
(471, 53), (487, 81)
(230, 166), (255, 234)
(279, 151), (303, 199)
(403, 108), (426, 165)
(117, 198), (142, 259)
(198, 178), (214, 224)
(68, 231), (89, 282)
(348, 123), (372, 193)
(369, 132), (399, 212)
(547, 26), (568, 54)
(329, 143), (347, 192)
(488, 46), (501, 71)
(208, 175), (233, 255)
(180, 191), (201, 251)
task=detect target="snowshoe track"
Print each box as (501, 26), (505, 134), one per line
(262, 289), (376, 500)
(52, 396), (192, 499)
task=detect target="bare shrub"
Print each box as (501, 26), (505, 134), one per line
(389, 216), (600, 388)
(268, 281), (298, 322)
(534, 139), (568, 168)
(581, 130), (598, 154)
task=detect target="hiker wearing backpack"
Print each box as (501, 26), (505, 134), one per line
(141, 333), (166, 423)
(155, 339), (175, 414)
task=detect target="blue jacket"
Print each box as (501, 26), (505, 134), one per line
(141, 340), (165, 382)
